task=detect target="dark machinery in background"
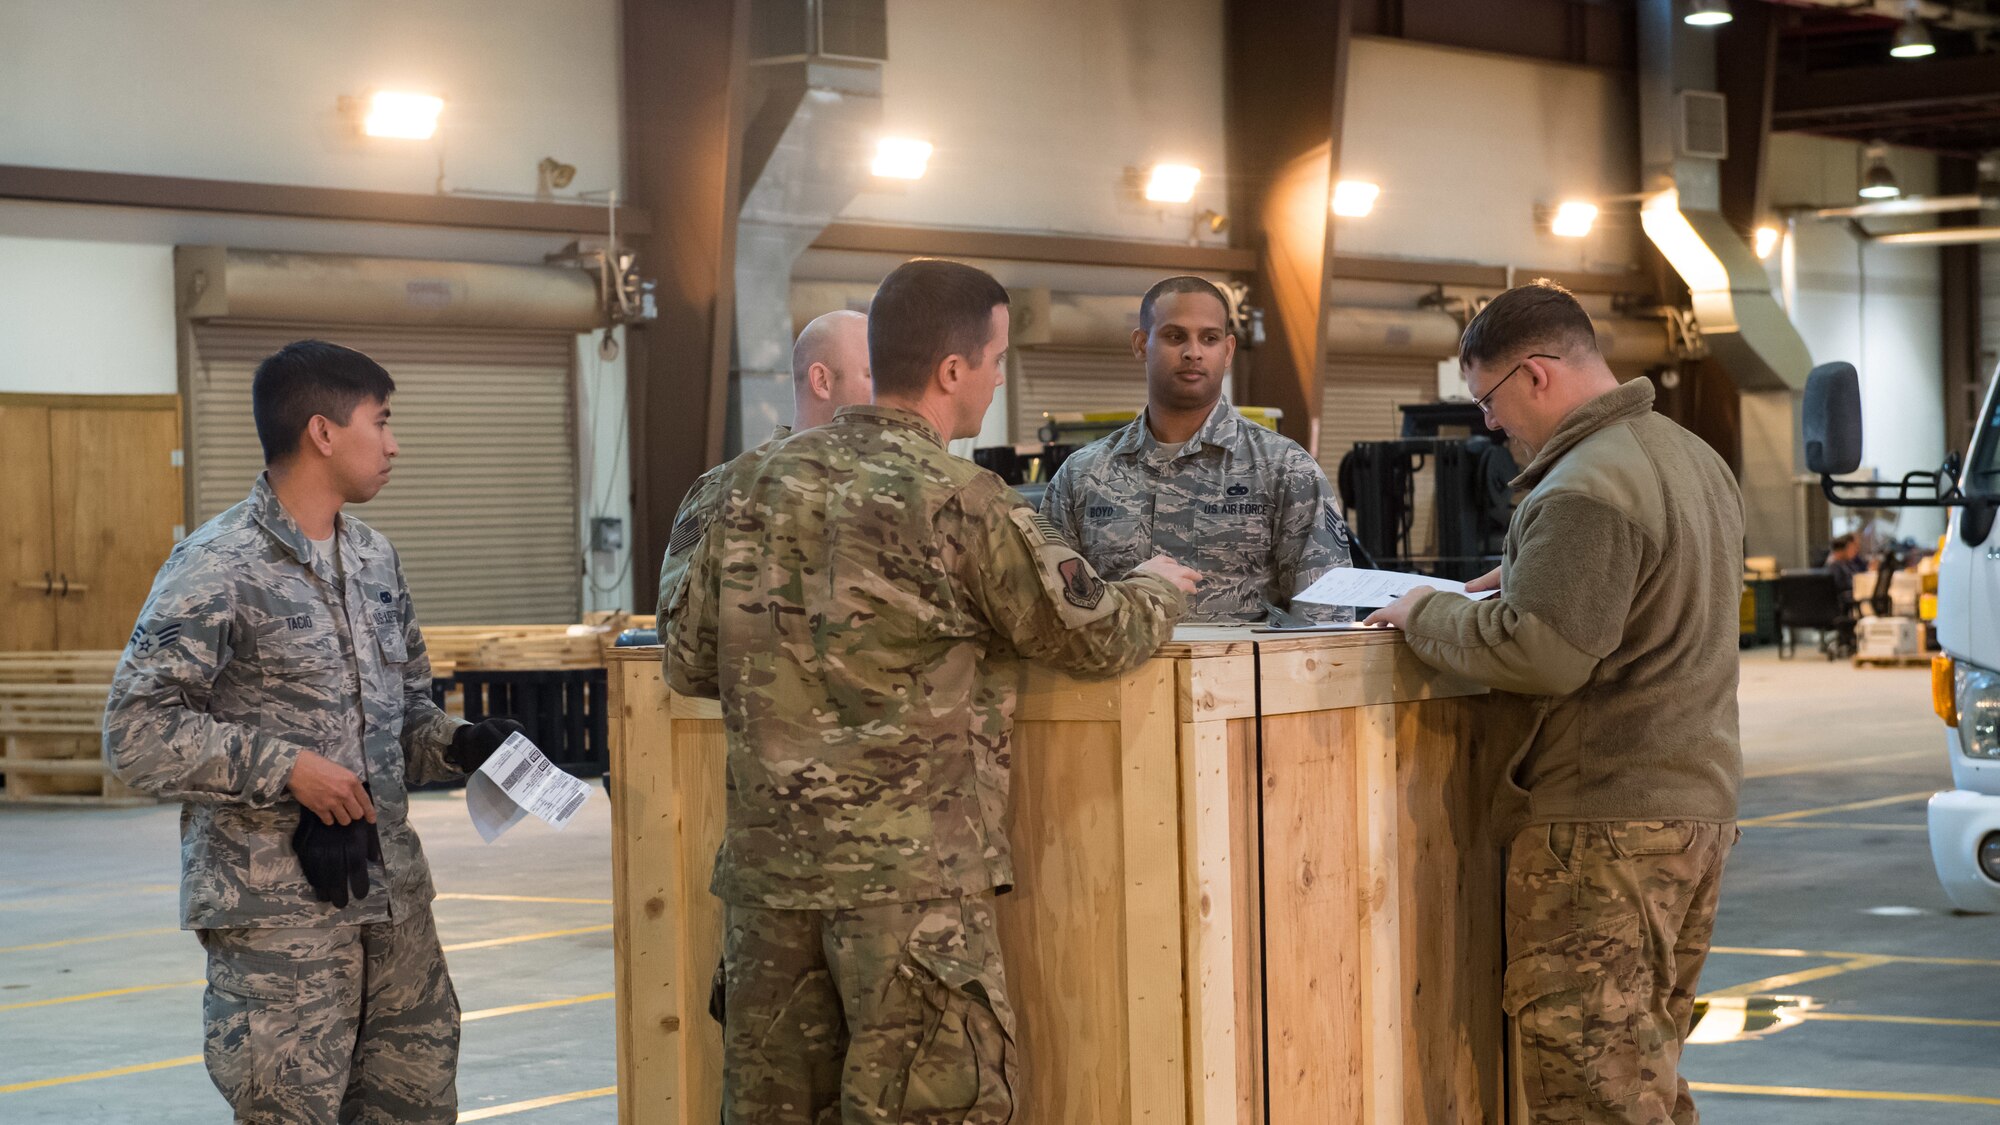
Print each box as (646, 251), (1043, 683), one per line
(1337, 402), (1518, 582)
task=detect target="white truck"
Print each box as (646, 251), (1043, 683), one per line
(1805, 360), (2000, 911)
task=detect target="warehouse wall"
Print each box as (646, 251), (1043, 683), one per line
(1336, 37), (1641, 274)
(1766, 134), (1946, 541)
(836, 0), (1230, 243)
(0, 0), (623, 199)
(0, 234), (177, 395)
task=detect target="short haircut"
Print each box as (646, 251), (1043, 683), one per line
(792, 309), (865, 386)
(1457, 279), (1600, 369)
(1139, 275), (1229, 334)
(868, 259), (1010, 397)
(251, 340), (396, 464)
(1831, 532), (1857, 552)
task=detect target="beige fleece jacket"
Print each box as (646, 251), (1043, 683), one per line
(1403, 378), (1743, 837)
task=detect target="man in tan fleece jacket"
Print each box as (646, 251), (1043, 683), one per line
(1367, 281), (1742, 1125)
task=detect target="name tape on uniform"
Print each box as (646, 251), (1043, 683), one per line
(466, 732), (592, 843)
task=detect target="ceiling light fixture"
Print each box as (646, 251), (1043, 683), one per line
(1890, 10), (1937, 58)
(360, 91), (444, 140)
(871, 137), (933, 180)
(1550, 200), (1598, 238)
(1685, 0), (1733, 27)
(1331, 180), (1380, 217)
(1754, 225), (1780, 260)
(1859, 144), (1902, 200)
(1144, 163), (1202, 204)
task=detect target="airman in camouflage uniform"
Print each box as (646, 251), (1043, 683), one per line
(104, 341), (513, 1125)
(1040, 276), (1354, 622)
(656, 304), (876, 623)
(667, 259), (1193, 1124)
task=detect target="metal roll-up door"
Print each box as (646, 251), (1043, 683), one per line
(187, 322), (581, 624)
(1321, 358), (1441, 557)
(1011, 347), (1148, 441)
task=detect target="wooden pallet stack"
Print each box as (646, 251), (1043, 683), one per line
(0, 651), (147, 806)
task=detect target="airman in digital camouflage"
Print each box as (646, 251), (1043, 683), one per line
(1040, 275), (1355, 622)
(666, 258), (1198, 1124)
(655, 308), (873, 623)
(104, 340), (523, 1125)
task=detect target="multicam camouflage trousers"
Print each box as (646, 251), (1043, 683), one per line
(196, 908), (460, 1125)
(1503, 821), (1736, 1125)
(721, 893), (1016, 1125)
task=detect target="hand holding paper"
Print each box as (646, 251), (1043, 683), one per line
(1292, 567), (1498, 610)
(466, 732), (593, 843)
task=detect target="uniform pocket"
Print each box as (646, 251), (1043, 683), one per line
(1607, 821), (1697, 858)
(375, 622), (409, 665)
(202, 945), (303, 1114)
(1501, 912), (1648, 1119)
(893, 948), (1016, 1123)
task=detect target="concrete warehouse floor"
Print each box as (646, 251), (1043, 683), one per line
(0, 649), (1993, 1123)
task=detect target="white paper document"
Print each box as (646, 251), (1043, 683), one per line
(466, 732), (593, 843)
(1291, 567), (1499, 610)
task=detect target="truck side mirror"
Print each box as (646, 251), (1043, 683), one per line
(1803, 362), (1863, 476)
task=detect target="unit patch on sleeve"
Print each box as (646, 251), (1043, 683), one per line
(1056, 557), (1105, 610)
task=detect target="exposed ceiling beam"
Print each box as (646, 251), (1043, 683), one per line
(1773, 54), (2000, 121)
(0, 163), (649, 236)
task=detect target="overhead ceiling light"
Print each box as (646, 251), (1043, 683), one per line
(1685, 0), (1733, 27)
(361, 91), (443, 140)
(1550, 200), (1598, 238)
(871, 137), (933, 180)
(1859, 145), (1902, 200)
(1890, 13), (1936, 59)
(1331, 180), (1380, 217)
(1754, 225), (1781, 260)
(1144, 163), (1202, 204)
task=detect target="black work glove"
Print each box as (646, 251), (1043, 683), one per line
(448, 717), (528, 773)
(292, 792), (382, 910)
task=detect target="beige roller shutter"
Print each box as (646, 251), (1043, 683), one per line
(187, 322), (581, 624)
(1011, 347), (1148, 441)
(1320, 358), (1441, 557)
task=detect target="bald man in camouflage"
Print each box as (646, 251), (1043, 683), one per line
(655, 309), (874, 621)
(666, 258), (1197, 1123)
(104, 340), (521, 1124)
(1040, 275), (1355, 622)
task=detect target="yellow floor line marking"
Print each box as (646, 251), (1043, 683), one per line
(1711, 944), (2000, 970)
(0, 991), (612, 1096)
(0, 1054), (203, 1095)
(436, 893), (614, 906)
(0, 979), (201, 1013)
(442, 924), (611, 952)
(2, 926), (614, 1015)
(1740, 789), (1937, 826)
(1803, 1011), (2000, 1030)
(0, 927), (178, 954)
(1701, 956), (1891, 999)
(1741, 821), (1929, 832)
(1743, 749), (1935, 780)
(1688, 1080), (2000, 1106)
(0, 885), (178, 910)
(462, 992), (612, 1022)
(458, 1086), (617, 1120)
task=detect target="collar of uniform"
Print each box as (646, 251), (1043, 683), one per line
(249, 472), (366, 584)
(771, 423), (794, 442)
(1111, 399), (1240, 460)
(1512, 377), (1656, 492)
(834, 404), (944, 447)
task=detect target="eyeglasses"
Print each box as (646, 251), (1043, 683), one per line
(1474, 353), (1559, 415)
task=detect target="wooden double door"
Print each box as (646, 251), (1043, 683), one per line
(1, 395), (184, 651)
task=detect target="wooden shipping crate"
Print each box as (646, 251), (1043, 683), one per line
(605, 628), (1506, 1125)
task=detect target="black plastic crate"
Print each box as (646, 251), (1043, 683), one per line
(425, 668), (608, 783)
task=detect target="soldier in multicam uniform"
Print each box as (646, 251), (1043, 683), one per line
(665, 258), (1198, 1124)
(1039, 275), (1355, 623)
(104, 340), (523, 1125)
(655, 308), (874, 621)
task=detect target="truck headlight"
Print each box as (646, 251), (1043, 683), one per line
(1956, 664), (2000, 759)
